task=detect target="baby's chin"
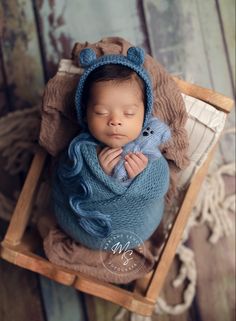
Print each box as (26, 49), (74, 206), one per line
(103, 137), (134, 148)
(99, 134), (140, 148)
(106, 142), (125, 148)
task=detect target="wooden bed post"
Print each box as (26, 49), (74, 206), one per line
(2, 147), (47, 246)
(145, 145), (219, 301)
(134, 79), (234, 303)
(0, 79), (234, 317)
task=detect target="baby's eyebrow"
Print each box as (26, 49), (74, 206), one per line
(122, 104), (139, 108)
(92, 104), (109, 108)
(92, 104), (139, 109)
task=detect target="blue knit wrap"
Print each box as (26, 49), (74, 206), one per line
(52, 46), (170, 251)
(53, 133), (170, 250)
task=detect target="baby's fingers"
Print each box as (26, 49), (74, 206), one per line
(124, 160), (136, 178)
(99, 147), (122, 163)
(125, 153), (148, 168)
(133, 152), (148, 165)
(108, 155), (121, 169)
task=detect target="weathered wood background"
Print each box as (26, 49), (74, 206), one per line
(0, 0), (235, 320)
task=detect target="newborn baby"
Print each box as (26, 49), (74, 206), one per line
(53, 47), (171, 250)
(78, 47), (170, 185)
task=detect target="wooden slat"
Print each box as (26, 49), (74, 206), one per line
(3, 148), (47, 246)
(73, 273), (155, 316)
(143, 0), (235, 166)
(188, 222), (235, 321)
(0, 221), (45, 321)
(134, 271), (154, 296)
(0, 259), (45, 321)
(0, 155), (21, 221)
(172, 76), (234, 113)
(0, 54), (8, 115)
(194, 0), (234, 97)
(143, 0), (233, 98)
(83, 294), (98, 321)
(217, 0), (235, 88)
(151, 260), (192, 321)
(216, 0), (236, 165)
(0, 237), (155, 316)
(84, 296), (124, 321)
(39, 277), (86, 321)
(0, 0), (44, 110)
(146, 146), (217, 301)
(0, 244), (77, 286)
(143, 0), (210, 81)
(195, 0), (235, 164)
(34, 0), (148, 77)
(188, 156), (235, 321)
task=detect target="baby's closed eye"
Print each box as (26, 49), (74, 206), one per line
(124, 109), (137, 116)
(95, 111), (108, 115)
(124, 112), (135, 116)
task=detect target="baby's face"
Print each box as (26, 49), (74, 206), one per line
(86, 79), (145, 148)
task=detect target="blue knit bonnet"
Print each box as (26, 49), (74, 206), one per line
(74, 47), (153, 128)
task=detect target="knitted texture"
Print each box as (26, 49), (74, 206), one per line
(75, 46), (153, 128)
(53, 137), (170, 250)
(39, 37), (189, 209)
(113, 116), (171, 184)
(50, 43), (172, 250)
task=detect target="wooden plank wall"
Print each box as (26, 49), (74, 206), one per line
(0, 0), (235, 321)
(34, 0), (149, 78)
(0, 221), (46, 321)
(0, 0), (45, 111)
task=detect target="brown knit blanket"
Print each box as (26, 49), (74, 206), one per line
(39, 37), (189, 284)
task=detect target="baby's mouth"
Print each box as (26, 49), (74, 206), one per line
(108, 133), (125, 137)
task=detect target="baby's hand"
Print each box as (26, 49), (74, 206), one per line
(124, 152), (148, 179)
(98, 147), (123, 176)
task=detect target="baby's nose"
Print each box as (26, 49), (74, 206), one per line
(108, 119), (122, 126)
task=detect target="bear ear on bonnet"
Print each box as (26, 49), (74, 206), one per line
(79, 48), (97, 67)
(127, 47), (145, 66)
(79, 46), (145, 68)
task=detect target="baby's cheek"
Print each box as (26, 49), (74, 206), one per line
(88, 120), (102, 137)
(129, 122), (143, 140)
